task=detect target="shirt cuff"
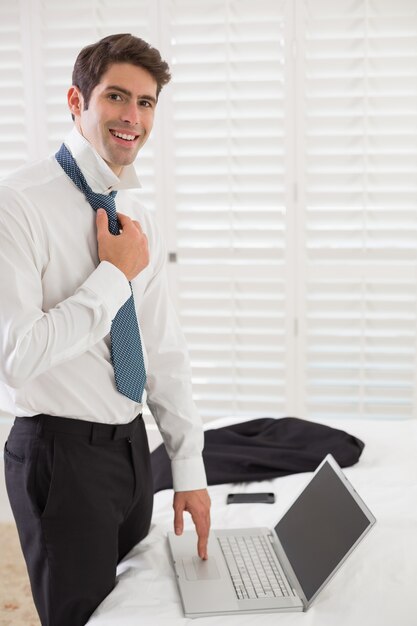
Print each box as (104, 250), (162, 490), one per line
(171, 456), (208, 492)
(83, 261), (131, 320)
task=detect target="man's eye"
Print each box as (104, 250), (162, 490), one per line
(109, 94), (122, 101)
(140, 100), (152, 108)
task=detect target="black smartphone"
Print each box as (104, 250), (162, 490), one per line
(226, 492), (275, 504)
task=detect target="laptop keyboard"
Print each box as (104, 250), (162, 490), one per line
(217, 534), (290, 600)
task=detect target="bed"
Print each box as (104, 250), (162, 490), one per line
(87, 417), (417, 626)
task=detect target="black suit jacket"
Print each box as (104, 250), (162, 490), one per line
(150, 417), (365, 492)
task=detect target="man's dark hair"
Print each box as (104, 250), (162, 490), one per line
(72, 33), (171, 110)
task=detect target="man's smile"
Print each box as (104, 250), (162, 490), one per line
(109, 128), (141, 144)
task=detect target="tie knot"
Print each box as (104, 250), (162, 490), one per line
(86, 189), (117, 214)
(86, 189), (119, 234)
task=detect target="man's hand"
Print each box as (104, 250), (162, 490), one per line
(173, 489), (211, 560)
(96, 209), (149, 281)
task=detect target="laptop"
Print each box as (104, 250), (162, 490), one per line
(168, 454), (376, 617)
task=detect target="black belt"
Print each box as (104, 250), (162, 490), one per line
(15, 413), (142, 443)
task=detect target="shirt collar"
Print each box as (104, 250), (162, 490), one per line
(63, 127), (142, 193)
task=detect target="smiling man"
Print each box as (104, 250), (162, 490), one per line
(69, 62), (157, 172)
(0, 34), (210, 626)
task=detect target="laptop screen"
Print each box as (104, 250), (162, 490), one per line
(275, 460), (372, 602)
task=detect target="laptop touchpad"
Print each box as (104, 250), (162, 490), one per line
(182, 557), (221, 581)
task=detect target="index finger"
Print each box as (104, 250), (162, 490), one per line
(115, 211), (131, 226)
(117, 212), (143, 233)
(192, 509), (210, 560)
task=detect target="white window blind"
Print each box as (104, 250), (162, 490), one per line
(0, 0), (416, 423)
(161, 0), (294, 418)
(0, 3), (28, 177)
(296, 0), (417, 419)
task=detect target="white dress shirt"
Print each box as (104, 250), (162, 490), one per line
(0, 127), (207, 492)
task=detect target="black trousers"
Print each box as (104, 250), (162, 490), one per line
(4, 413), (153, 626)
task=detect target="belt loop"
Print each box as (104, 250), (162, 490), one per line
(90, 423), (97, 445)
(36, 414), (45, 438)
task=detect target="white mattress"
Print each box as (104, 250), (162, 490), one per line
(88, 418), (417, 626)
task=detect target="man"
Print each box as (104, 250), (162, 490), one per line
(0, 33), (210, 626)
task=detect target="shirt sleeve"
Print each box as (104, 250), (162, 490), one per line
(0, 186), (131, 388)
(139, 220), (207, 493)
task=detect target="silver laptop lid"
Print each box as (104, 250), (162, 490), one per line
(273, 454), (376, 609)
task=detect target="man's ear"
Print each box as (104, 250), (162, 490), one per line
(67, 86), (84, 119)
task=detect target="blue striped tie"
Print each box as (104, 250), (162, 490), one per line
(55, 143), (146, 403)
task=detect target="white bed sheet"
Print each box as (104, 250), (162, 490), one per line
(88, 418), (417, 626)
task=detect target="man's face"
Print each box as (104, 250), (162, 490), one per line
(68, 62), (157, 176)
